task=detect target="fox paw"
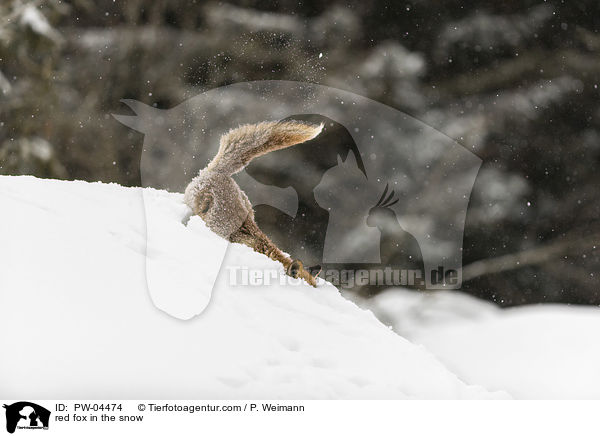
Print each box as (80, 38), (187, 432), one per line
(286, 260), (317, 287)
(287, 260), (303, 279)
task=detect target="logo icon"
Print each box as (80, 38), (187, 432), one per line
(3, 402), (50, 434)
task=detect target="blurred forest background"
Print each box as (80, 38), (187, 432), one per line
(1, 0), (598, 307)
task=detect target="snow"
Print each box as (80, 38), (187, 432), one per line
(369, 289), (600, 399)
(0, 176), (504, 399)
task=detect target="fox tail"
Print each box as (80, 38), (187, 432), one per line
(207, 120), (324, 175)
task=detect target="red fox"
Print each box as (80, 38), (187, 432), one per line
(184, 120), (324, 286)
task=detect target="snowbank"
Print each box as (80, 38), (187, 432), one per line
(0, 176), (502, 399)
(369, 289), (600, 399)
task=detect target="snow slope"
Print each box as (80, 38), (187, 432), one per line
(0, 176), (503, 399)
(369, 289), (600, 399)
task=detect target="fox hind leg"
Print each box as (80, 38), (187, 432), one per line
(228, 218), (317, 287)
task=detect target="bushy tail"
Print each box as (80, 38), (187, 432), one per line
(207, 120), (324, 175)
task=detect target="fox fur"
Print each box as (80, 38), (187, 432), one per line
(184, 120), (324, 287)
